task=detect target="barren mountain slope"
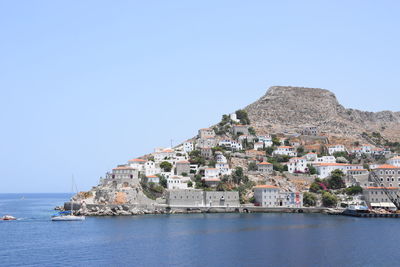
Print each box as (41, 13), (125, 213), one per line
(244, 86), (400, 141)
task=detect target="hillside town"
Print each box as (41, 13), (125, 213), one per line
(73, 108), (400, 215)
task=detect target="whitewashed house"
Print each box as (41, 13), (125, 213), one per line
(257, 135), (273, 147)
(183, 141), (194, 153)
(272, 146), (297, 157)
(287, 157), (308, 173)
(304, 152), (317, 162)
(313, 163), (363, 178)
(218, 139), (242, 151)
(216, 163), (231, 176)
(387, 156), (400, 167)
(146, 175), (160, 184)
(254, 142), (264, 150)
(205, 168), (219, 179)
(327, 144), (347, 155)
(254, 185), (302, 208)
(314, 156), (336, 164)
(215, 151), (228, 163)
(167, 176), (189, 190)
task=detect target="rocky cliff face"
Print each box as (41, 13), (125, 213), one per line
(245, 86), (400, 141)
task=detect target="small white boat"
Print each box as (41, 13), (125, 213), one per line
(51, 175), (86, 222)
(51, 215), (85, 221)
(1, 215), (17, 221)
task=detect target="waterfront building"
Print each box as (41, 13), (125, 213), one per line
(253, 185), (302, 208)
(166, 189), (239, 207)
(371, 164), (400, 187)
(167, 176), (190, 190)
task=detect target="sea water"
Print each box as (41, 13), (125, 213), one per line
(1, 193), (399, 267)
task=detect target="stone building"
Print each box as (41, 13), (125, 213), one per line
(372, 164), (400, 187)
(175, 160), (191, 176)
(198, 128), (215, 139)
(301, 126), (318, 136)
(253, 185), (302, 208)
(166, 189), (239, 207)
(257, 162), (273, 173)
(232, 125), (249, 135)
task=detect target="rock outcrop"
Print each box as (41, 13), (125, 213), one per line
(245, 86), (400, 141)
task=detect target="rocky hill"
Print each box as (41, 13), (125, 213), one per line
(245, 86), (400, 142)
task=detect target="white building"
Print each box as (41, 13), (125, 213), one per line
(314, 163), (364, 178)
(304, 152), (317, 162)
(144, 161), (161, 176)
(287, 157), (308, 173)
(327, 144), (347, 155)
(361, 144), (373, 154)
(314, 156), (336, 164)
(215, 151), (227, 163)
(127, 158), (147, 169)
(387, 156), (400, 167)
(167, 176), (190, 190)
(254, 142), (264, 150)
(230, 113), (240, 123)
(205, 168), (219, 179)
(154, 148), (175, 162)
(218, 139), (243, 151)
(146, 175), (160, 184)
(216, 163), (231, 175)
(183, 141), (194, 153)
(254, 185), (302, 208)
(257, 135), (273, 147)
(272, 146), (297, 157)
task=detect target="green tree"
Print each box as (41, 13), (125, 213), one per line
(181, 172), (188, 177)
(160, 161), (173, 172)
(248, 162), (258, 171)
(345, 186), (363, 195)
(309, 182), (323, 193)
(235, 109), (250, 125)
(159, 175), (167, 188)
(328, 169), (345, 189)
(265, 146), (274, 155)
(187, 181), (193, 187)
(248, 127), (256, 135)
(322, 191), (338, 207)
(307, 164), (317, 175)
(272, 136), (281, 146)
(303, 192), (317, 207)
(232, 167), (248, 184)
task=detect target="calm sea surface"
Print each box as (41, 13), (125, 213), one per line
(1, 193), (400, 267)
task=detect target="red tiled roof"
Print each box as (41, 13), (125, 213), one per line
(258, 162), (272, 165)
(375, 164), (399, 169)
(254, 185), (279, 189)
(366, 187), (399, 190)
(128, 158), (146, 162)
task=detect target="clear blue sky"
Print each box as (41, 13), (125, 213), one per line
(1, 1), (399, 193)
